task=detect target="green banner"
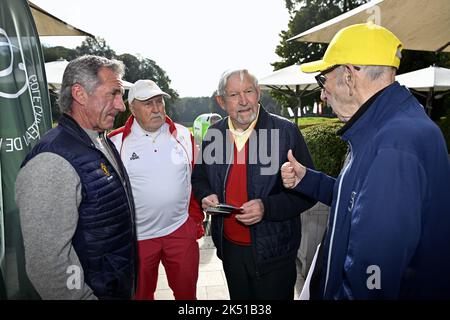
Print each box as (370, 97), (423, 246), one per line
(0, 0), (52, 299)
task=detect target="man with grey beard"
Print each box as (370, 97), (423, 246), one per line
(192, 69), (317, 299)
(109, 79), (204, 300)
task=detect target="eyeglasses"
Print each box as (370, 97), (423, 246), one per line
(315, 65), (341, 89)
(315, 65), (361, 89)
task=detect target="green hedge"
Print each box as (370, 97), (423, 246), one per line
(302, 122), (347, 178)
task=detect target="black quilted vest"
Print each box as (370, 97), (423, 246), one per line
(23, 114), (136, 299)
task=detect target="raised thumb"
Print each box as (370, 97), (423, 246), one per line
(287, 149), (300, 170)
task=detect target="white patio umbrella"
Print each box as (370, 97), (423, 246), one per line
(396, 66), (450, 92)
(289, 0), (450, 53)
(259, 64), (318, 91)
(44, 59), (133, 90)
(258, 64), (320, 124)
(396, 66), (450, 115)
(44, 59), (69, 90)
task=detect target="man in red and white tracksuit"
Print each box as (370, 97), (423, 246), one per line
(109, 79), (204, 300)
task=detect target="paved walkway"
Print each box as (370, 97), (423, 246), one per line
(155, 236), (305, 300)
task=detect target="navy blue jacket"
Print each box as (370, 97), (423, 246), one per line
(23, 114), (137, 299)
(192, 106), (317, 275)
(297, 82), (450, 299)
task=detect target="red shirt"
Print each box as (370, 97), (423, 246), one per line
(223, 142), (251, 245)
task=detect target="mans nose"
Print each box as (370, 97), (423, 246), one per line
(320, 89), (327, 102)
(238, 92), (248, 105)
(149, 102), (160, 112)
(115, 95), (126, 112)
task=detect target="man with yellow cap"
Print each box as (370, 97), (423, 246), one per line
(281, 23), (450, 299)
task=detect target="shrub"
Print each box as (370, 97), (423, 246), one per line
(301, 122), (347, 177)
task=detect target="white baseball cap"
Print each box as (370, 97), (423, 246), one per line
(127, 79), (171, 104)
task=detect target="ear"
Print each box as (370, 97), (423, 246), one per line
(215, 95), (226, 111)
(128, 102), (136, 117)
(343, 65), (357, 95)
(71, 84), (88, 106)
(255, 85), (261, 101)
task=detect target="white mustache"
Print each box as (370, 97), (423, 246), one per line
(150, 113), (164, 120)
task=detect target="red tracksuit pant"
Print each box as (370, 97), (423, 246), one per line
(135, 216), (200, 300)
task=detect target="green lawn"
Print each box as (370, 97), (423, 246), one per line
(297, 116), (340, 129)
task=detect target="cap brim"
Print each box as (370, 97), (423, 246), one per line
(300, 60), (334, 73)
(134, 92), (171, 101)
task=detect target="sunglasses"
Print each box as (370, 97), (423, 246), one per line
(315, 65), (361, 89)
(315, 65), (341, 89)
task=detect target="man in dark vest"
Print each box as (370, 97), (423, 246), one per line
(16, 55), (137, 299)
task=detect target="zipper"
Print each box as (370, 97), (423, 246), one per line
(102, 133), (134, 218)
(248, 164), (260, 278)
(103, 133), (138, 295)
(220, 142), (233, 256)
(323, 141), (353, 297)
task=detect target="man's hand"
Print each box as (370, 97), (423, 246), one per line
(281, 149), (306, 189)
(237, 199), (264, 226)
(202, 194), (219, 212)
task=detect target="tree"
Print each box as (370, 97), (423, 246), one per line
(42, 45), (76, 62)
(74, 37), (116, 59)
(271, 0), (368, 114)
(274, 0), (450, 122)
(42, 38), (180, 128)
(114, 54), (179, 127)
(275, 0), (367, 69)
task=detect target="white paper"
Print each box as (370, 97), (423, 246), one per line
(298, 243), (320, 300)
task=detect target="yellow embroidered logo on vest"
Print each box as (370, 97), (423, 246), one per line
(100, 163), (111, 177)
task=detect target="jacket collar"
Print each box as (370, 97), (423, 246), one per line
(337, 86), (387, 136)
(59, 113), (94, 146)
(339, 82), (412, 142)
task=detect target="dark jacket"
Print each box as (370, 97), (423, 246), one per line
(297, 82), (450, 299)
(23, 114), (137, 299)
(192, 106), (316, 275)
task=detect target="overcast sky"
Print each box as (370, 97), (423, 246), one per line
(32, 0), (291, 97)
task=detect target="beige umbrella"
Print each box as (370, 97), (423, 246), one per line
(289, 0), (450, 52)
(28, 1), (94, 37)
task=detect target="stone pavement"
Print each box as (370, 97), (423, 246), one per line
(155, 236), (305, 300)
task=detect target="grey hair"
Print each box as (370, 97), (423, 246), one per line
(355, 65), (397, 81)
(58, 55), (125, 113)
(354, 46), (401, 80)
(216, 69), (258, 97)
(335, 64), (397, 85)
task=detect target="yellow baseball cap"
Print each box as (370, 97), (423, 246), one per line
(301, 22), (403, 73)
